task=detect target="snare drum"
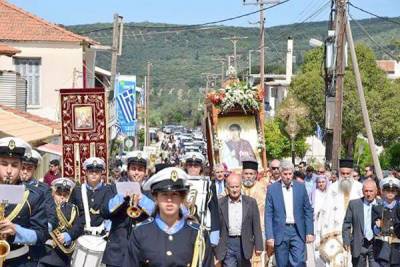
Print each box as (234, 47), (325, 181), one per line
(71, 235), (106, 267)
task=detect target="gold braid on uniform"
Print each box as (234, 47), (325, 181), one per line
(190, 225), (206, 267)
(6, 190), (29, 222)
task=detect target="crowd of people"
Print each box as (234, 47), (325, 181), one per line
(0, 135), (400, 267)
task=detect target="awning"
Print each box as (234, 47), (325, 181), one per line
(0, 105), (60, 143)
(36, 143), (62, 156)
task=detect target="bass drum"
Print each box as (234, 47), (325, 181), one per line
(71, 235), (106, 267)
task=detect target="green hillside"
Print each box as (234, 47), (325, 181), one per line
(67, 17), (400, 126)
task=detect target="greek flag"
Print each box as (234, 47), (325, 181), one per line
(116, 88), (135, 122)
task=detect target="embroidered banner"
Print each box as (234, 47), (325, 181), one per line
(60, 88), (107, 182)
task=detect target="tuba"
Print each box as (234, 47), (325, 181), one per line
(49, 204), (76, 254)
(0, 203), (10, 267)
(126, 195), (142, 218)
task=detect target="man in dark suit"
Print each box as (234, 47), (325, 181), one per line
(215, 173), (263, 267)
(342, 178), (378, 266)
(265, 160), (314, 267)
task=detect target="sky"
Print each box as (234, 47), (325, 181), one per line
(8, 0), (400, 28)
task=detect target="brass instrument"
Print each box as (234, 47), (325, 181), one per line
(186, 189), (198, 217)
(0, 203), (10, 267)
(49, 204), (76, 255)
(126, 195), (142, 218)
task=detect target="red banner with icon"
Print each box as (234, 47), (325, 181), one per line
(60, 88), (107, 183)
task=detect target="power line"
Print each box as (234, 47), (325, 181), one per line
(77, 0), (290, 34)
(348, 2), (400, 27)
(349, 13), (400, 61)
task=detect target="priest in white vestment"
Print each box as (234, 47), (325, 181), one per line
(316, 159), (363, 267)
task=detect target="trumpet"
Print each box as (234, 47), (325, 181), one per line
(126, 195), (142, 219)
(0, 203), (10, 267)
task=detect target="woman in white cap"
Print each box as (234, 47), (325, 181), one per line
(122, 167), (214, 267)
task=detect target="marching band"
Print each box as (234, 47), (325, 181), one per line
(0, 137), (219, 267)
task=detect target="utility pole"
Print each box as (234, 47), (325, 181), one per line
(346, 19), (383, 180)
(331, 0), (347, 171)
(222, 36), (248, 72)
(212, 58), (226, 87)
(243, 0), (276, 170)
(109, 14), (123, 99)
(144, 62), (152, 147)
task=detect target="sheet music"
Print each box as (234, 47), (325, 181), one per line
(0, 184), (25, 204)
(116, 182), (142, 196)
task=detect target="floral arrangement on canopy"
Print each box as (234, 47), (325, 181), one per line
(207, 82), (263, 113)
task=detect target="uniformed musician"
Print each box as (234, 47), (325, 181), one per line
(38, 177), (79, 267)
(372, 176), (400, 266)
(0, 137), (48, 267)
(122, 167), (214, 267)
(183, 152), (220, 247)
(67, 157), (112, 242)
(101, 151), (151, 267)
(20, 149), (58, 263)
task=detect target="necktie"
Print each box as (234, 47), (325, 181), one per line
(218, 182), (223, 194)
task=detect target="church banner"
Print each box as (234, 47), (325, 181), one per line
(60, 88), (108, 182)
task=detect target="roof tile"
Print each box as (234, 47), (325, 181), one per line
(0, 1), (97, 44)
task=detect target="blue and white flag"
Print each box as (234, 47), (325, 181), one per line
(115, 75), (137, 136)
(116, 88), (135, 122)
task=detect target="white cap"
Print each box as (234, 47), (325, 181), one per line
(52, 177), (76, 191)
(0, 137), (31, 159)
(83, 157), (105, 171)
(183, 152), (205, 164)
(23, 149), (42, 165)
(142, 167), (189, 192)
(126, 150), (148, 167)
(379, 175), (400, 190)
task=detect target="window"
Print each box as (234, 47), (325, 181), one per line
(14, 58), (41, 106)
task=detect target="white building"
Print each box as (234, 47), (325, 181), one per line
(0, 0), (98, 121)
(376, 60), (400, 80)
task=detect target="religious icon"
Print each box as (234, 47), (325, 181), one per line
(73, 105), (94, 130)
(217, 115), (259, 171)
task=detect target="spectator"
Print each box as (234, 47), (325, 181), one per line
(298, 161), (307, 174)
(352, 166), (361, 182)
(294, 171), (305, 183)
(44, 159), (61, 186)
(215, 173), (263, 267)
(269, 159), (281, 184)
(213, 163), (227, 199)
(304, 166), (315, 195)
(330, 170), (338, 183)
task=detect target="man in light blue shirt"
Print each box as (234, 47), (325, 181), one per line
(343, 178), (378, 266)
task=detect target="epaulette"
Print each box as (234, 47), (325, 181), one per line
(135, 217), (154, 228)
(187, 220), (200, 230)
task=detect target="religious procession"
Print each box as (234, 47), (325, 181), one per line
(0, 0), (400, 267)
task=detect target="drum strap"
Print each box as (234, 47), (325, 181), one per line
(81, 184), (105, 235)
(81, 184), (92, 231)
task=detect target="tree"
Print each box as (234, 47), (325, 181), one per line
(290, 44), (400, 157)
(380, 142), (400, 170)
(264, 118), (309, 160)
